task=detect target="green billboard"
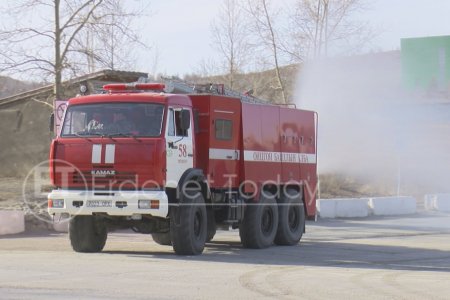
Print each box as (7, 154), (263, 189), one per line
(401, 35), (450, 93)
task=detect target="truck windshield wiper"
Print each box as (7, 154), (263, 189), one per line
(73, 131), (109, 140)
(107, 132), (139, 140)
(75, 131), (103, 136)
(73, 131), (93, 139)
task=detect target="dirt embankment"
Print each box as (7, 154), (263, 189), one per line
(0, 177), (54, 230)
(319, 174), (398, 199)
(0, 177), (25, 210)
(0, 98), (53, 178)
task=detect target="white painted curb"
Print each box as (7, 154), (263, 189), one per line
(424, 194), (435, 211)
(317, 198), (370, 218)
(0, 210), (25, 235)
(424, 194), (450, 212)
(369, 196), (416, 216)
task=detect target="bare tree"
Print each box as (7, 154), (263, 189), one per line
(147, 46), (160, 80)
(0, 0), (148, 106)
(245, 0), (288, 104)
(192, 58), (221, 80)
(74, 0), (149, 73)
(289, 0), (373, 60)
(211, 0), (251, 89)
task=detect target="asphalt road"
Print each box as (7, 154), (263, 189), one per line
(1, 212), (449, 299)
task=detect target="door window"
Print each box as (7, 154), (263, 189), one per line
(167, 108), (175, 136)
(167, 108), (189, 137)
(215, 119), (232, 140)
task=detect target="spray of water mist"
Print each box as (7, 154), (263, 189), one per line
(295, 52), (450, 197)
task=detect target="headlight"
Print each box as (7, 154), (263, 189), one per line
(138, 200), (151, 209)
(49, 199), (65, 208)
(138, 200), (159, 209)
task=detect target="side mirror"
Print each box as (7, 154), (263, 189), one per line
(180, 109), (191, 131)
(49, 113), (54, 133)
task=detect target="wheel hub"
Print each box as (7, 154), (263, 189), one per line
(288, 205), (299, 230)
(194, 210), (202, 237)
(261, 206), (273, 236)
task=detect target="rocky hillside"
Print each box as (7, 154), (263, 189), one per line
(0, 75), (41, 99)
(184, 64), (301, 104)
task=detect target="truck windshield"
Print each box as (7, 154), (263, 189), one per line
(61, 103), (164, 137)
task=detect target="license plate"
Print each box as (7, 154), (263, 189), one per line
(86, 200), (112, 208)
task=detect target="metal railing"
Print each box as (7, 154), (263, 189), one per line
(160, 76), (268, 104)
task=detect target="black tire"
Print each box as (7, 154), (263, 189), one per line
(170, 191), (207, 255)
(274, 189), (305, 246)
(69, 215), (107, 253)
(239, 193), (279, 249)
(152, 232), (172, 246)
(206, 207), (216, 242)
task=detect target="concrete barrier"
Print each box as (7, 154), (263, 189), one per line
(424, 194), (435, 211)
(317, 198), (370, 218)
(424, 194), (450, 212)
(435, 195), (450, 212)
(0, 210), (25, 235)
(369, 196), (416, 216)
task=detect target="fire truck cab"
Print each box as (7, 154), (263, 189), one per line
(48, 81), (318, 255)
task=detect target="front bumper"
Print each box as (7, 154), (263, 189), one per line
(48, 189), (169, 218)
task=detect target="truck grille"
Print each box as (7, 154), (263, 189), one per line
(73, 171), (137, 186)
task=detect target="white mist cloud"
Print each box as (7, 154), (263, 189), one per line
(295, 52), (450, 194)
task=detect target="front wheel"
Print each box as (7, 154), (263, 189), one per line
(239, 194), (279, 249)
(206, 207), (216, 242)
(69, 215), (107, 253)
(170, 191), (207, 255)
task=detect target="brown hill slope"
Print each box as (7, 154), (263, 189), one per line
(0, 76), (41, 99)
(184, 64), (300, 104)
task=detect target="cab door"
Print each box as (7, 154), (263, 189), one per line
(165, 107), (194, 188)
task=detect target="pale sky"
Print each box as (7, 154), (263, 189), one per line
(137, 0), (450, 76)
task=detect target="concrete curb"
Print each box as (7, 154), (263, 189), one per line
(0, 210), (25, 235)
(317, 196), (417, 219)
(317, 198), (369, 218)
(369, 196), (416, 216)
(424, 194), (450, 212)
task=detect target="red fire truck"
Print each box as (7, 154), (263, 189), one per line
(48, 79), (318, 255)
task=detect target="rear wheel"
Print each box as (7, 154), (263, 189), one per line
(69, 215), (107, 253)
(274, 189), (305, 245)
(239, 193), (278, 249)
(170, 191), (207, 255)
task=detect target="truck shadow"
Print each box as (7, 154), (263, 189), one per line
(312, 212), (450, 234)
(103, 237), (450, 273)
(102, 213), (450, 273)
